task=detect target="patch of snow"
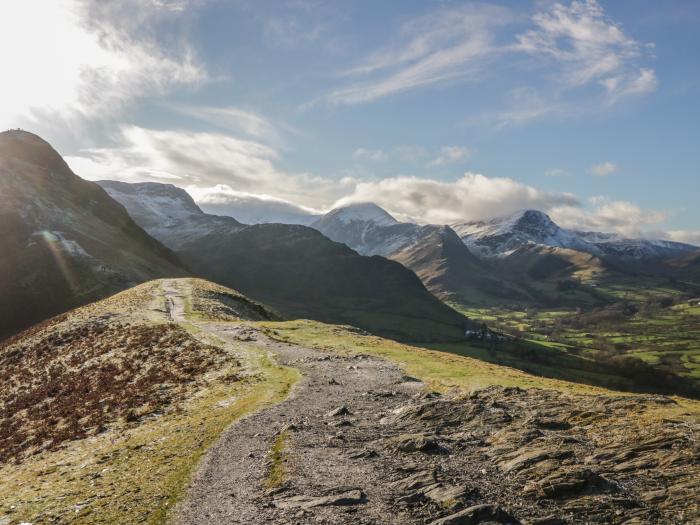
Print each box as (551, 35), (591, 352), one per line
(32, 230), (91, 258)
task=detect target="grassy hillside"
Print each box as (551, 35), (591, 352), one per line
(3, 278), (698, 524)
(0, 280), (299, 525)
(0, 131), (187, 339)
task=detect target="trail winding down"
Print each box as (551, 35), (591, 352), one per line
(162, 280), (699, 525)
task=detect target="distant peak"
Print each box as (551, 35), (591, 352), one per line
(98, 180), (205, 216)
(514, 209), (555, 225)
(328, 202), (398, 225)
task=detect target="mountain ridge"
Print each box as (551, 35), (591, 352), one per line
(100, 180), (474, 341)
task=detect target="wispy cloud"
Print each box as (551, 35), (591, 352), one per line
(319, 0), (656, 116)
(545, 168), (571, 177)
(353, 148), (388, 161)
(590, 161), (618, 177)
(516, 0), (656, 100)
(172, 105), (303, 149)
(323, 4), (510, 105)
(66, 126), (342, 209)
(428, 146), (471, 167)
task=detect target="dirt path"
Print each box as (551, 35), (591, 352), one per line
(165, 280), (700, 525)
(164, 280), (434, 524)
(162, 279), (187, 323)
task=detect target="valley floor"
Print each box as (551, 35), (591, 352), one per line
(1, 279), (699, 524)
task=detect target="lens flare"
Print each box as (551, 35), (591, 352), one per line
(37, 230), (79, 292)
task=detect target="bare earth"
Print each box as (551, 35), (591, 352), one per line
(167, 281), (699, 525)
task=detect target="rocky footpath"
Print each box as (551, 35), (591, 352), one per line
(175, 325), (699, 525)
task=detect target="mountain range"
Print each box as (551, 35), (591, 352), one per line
(309, 203), (699, 306)
(99, 181), (473, 341)
(2, 129), (699, 340)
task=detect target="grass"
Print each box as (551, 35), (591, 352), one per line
(3, 277), (698, 524)
(0, 343), (299, 525)
(451, 297), (700, 383)
(0, 279), (301, 525)
(265, 430), (290, 490)
(258, 320), (611, 396)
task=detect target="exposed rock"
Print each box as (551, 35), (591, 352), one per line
(525, 469), (617, 499)
(428, 503), (520, 525)
(326, 406), (351, 417)
(384, 433), (442, 453)
(274, 489), (366, 509)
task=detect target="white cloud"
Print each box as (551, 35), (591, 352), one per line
(667, 231), (700, 247)
(590, 161), (618, 177)
(601, 68), (658, 104)
(332, 172), (580, 224)
(353, 148), (388, 161)
(516, 0), (656, 101)
(187, 185), (321, 225)
(428, 146), (471, 167)
(172, 105), (302, 149)
(551, 198), (667, 237)
(0, 0), (206, 128)
(321, 0), (655, 111)
(66, 126), (343, 209)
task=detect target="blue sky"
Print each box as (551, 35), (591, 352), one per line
(1, 0), (699, 242)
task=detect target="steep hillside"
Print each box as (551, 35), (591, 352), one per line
(391, 225), (529, 304)
(100, 182), (473, 341)
(667, 249), (700, 284)
(0, 131), (186, 339)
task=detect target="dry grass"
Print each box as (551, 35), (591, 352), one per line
(0, 278), (300, 525)
(0, 322), (230, 464)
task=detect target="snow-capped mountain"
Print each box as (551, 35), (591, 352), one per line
(452, 209), (697, 262)
(311, 202), (437, 256)
(99, 181), (245, 250)
(452, 210), (601, 257)
(311, 203), (523, 303)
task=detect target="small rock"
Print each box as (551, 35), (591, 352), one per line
(326, 406), (351, 417)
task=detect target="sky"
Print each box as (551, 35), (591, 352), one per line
(1, 0), (699, 242)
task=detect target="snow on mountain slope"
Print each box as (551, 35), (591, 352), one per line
(452, 210), (601, 257)
(327, 202), (398, 226)
(311, 203), (431, 256)
(99, 181), (245, 250)
(100, 182), (473, 341)
(453, 209), (697, 261)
